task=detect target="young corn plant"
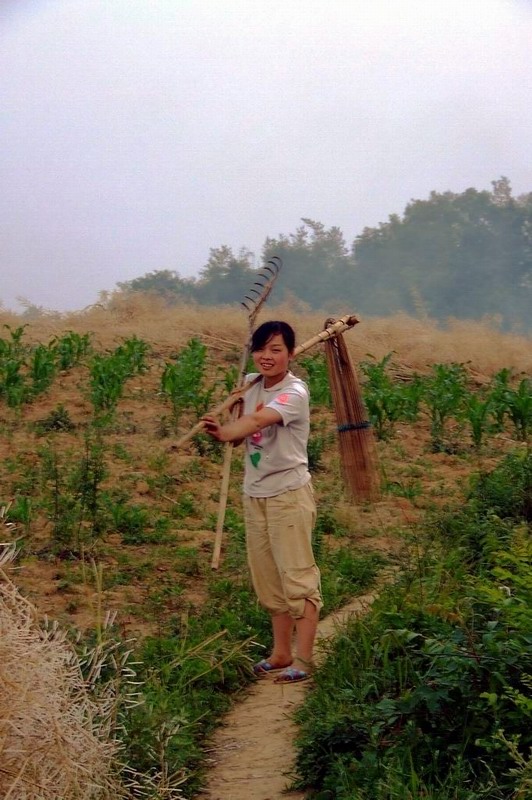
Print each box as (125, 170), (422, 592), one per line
(0, 357), (29, 408)
(400, 373), (425, 422)
(89, 353), (127, 415)
(423, 362), (468, 451)
(461, 390), (493, 451)
(89, 336), (149, 418)
(0, 329), (74, 406)
(504, 377), (532, 443)
(360, 353), (405, 439)
(30, 343), (57, 395)
(51, 331), (92, 370)
(0, 326), (30, 407)
(300, 353), (332, 407)
(488, 367), (513, 432)
(160, 337), (215, 430)
(1, 324), (28, 359)
(114, 335), (150, 376)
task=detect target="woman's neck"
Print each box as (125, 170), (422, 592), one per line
(263, 370), (289, 389)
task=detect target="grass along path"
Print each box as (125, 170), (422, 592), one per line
(196, 585), (388, 800)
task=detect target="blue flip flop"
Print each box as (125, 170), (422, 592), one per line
(253, 659), (290, 676)
(274, 667), (311, 684)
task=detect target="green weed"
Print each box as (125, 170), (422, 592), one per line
(300, 353), (332, 407)
(35, 404), (75, 433)
(308, 423), (333, 471)
(385, 477), (423, 501)
(120, 613), (258, 795)
(320, 548), (384, 611)
(169, 492), (198, 520)
(108, 498), (172, 545)
(3, 495), (33, 535)
(39, 433), (107, 552)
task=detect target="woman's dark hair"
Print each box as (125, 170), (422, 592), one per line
(251, 321), (296, 353)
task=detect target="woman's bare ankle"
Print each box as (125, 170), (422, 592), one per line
(292, 656), (314, 672)
(268, 653), (293, 668)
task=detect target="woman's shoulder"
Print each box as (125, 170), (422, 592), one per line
(285, 372), (309, 393)
(271, 373), (309, 403)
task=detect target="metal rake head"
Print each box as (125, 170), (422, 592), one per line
(241, 256), (282, 318)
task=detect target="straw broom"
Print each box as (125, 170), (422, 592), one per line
(323, 318), (380, 502)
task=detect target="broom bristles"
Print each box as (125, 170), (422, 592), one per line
(323, 323), (380, 502)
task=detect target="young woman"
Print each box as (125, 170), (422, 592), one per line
(202, 320), (322, 683)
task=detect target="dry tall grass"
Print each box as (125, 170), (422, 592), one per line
(0, 544), (125, 800)
(1, 294), (530, 377)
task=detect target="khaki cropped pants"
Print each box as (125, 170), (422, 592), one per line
(243, 482), (322, 619)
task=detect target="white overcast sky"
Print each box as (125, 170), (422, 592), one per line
(1, 0), (531, 311)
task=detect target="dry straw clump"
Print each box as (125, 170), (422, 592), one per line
(0, 544), (125, 800)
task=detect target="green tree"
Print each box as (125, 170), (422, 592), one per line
(352, 178), (532, 326)
(195, 246), (256, 305)
(263, 219), (354, 310)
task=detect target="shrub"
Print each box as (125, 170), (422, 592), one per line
(292, 449), (532, 799)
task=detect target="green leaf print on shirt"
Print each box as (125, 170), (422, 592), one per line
(250, 452), (261, 468)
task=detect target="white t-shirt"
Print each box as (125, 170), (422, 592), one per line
(242, 371), (311, 498)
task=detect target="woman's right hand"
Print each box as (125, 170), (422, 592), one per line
(201, 414), (224, 440)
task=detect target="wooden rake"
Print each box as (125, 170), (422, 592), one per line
(211, 256), (282, 569)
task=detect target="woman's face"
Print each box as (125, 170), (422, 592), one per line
(252, 333), (291, 387)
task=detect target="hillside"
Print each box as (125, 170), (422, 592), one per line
(1, 299), (530, 629)
(0, 298), (530, 798)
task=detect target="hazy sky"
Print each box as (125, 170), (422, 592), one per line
(1, 0), (531, 312)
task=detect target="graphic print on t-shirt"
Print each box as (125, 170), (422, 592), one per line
(249, 401), (265, 466)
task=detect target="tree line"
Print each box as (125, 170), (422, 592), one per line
(117, 178), (532, 329)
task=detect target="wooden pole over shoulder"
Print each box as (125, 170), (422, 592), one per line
(174, 314), (360, 451)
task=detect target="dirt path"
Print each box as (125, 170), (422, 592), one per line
(196, 590), (378, 800)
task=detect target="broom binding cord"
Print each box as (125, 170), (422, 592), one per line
(337, 421), (372, 432)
